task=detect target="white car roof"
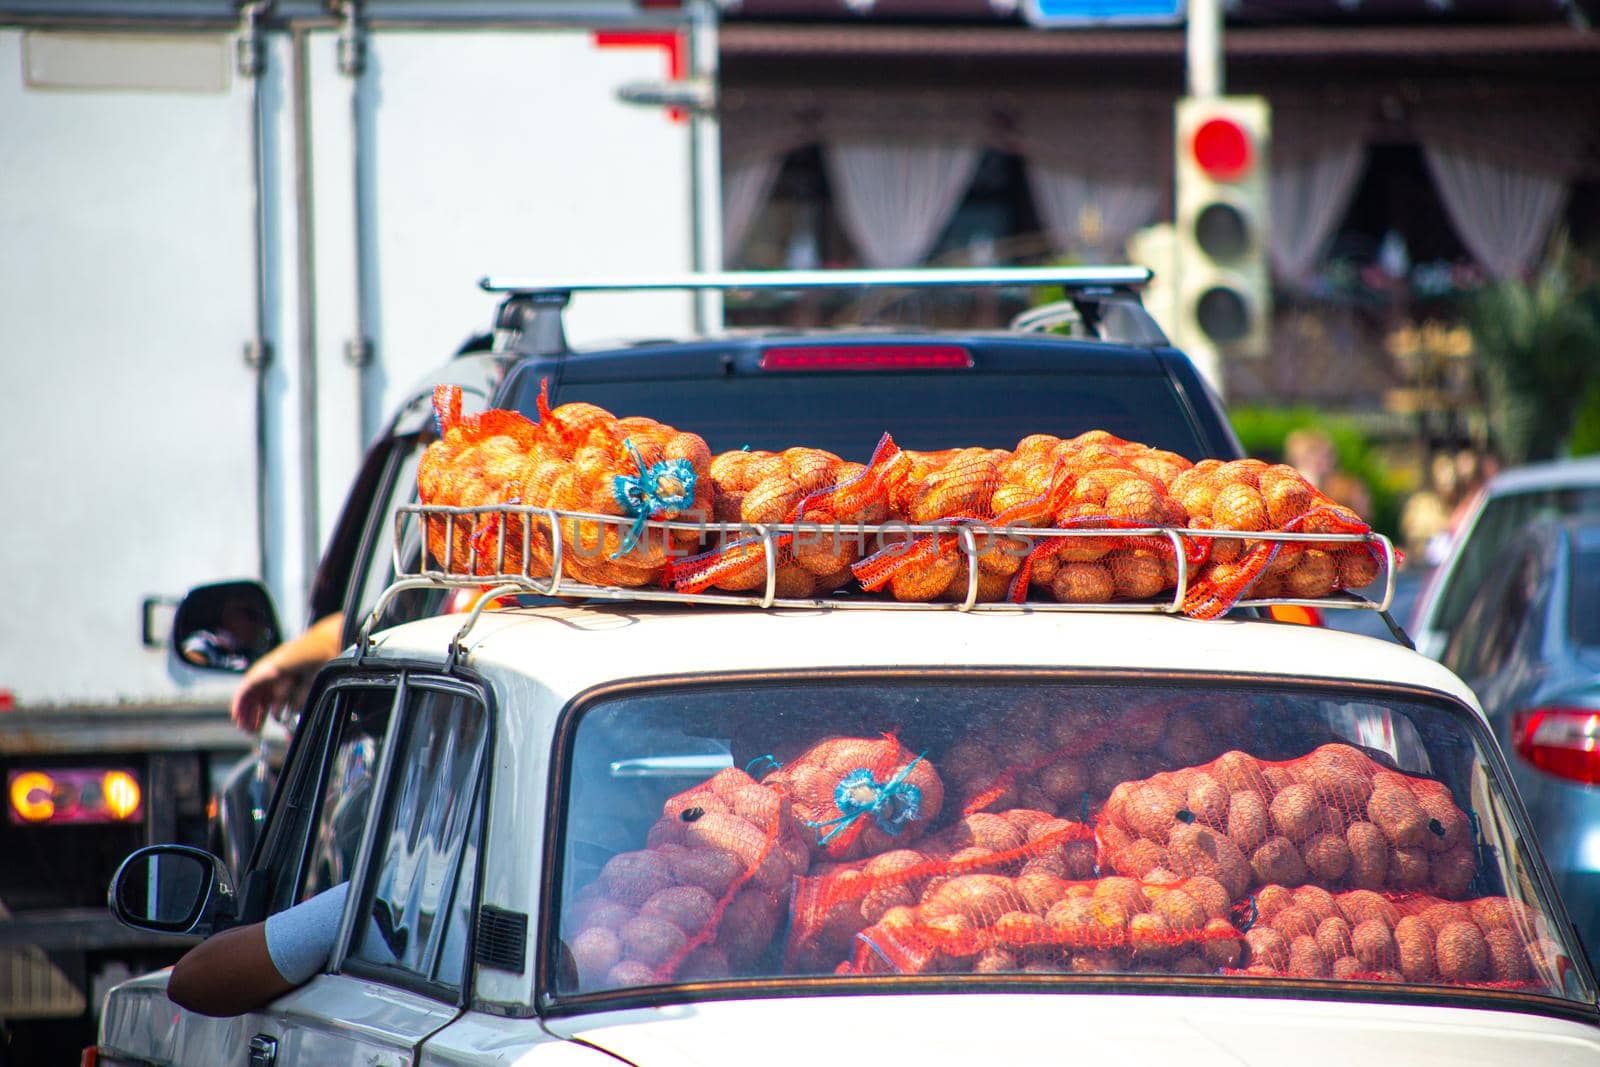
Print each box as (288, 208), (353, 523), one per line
(361, 604), (1482, 713)
(1483, 454), (1600, 496)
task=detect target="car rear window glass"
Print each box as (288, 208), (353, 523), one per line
(1569, 541), (1600, 650)
(528, 371), (1211, 461)
(1435, 486), (1600, 636)
(550, 678), (1588, 1006)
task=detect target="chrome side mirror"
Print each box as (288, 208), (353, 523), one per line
(108, 844), (237, 937)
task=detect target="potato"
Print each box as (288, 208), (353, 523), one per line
(921, 875), (1025, 925)
(1251, 836), (1308, 888)
(1016, 871), (1073, 916)
(1315, 916), (1354, 962)
(1152, 888), (1208, 934)
(1351, 918), (1397, 970)
(1292, 885), (1339, 923)
(1167, 823), (1253, 899)
(1484, 926), (1531, 983)
(1330, 955), (1365, 980)
(1289, 935), (1329, 977)
(1387, 846), (1431, 891)
(1430, 845), (1478, 899)
(1115, 839), (1170, 878)
(1201, 918), (1244, 967)
(995, 909), (1048, 949)
(1211, 751), (1267, 794)
(1367, 782), (1428, 848)
(570, 927), (623, 986)
(1394, 916), (1436, 981)
(606, 960), (659, 987)
(1244, 926), (1290, 970)
(599, 850), (678, 907)
(1345, 822), (1389, 890)
(1093, 876), (1151, 916)
(1417, 902), (1473, 937)
(619, 915), (688, 969)
(1126, 783), (1187, 844)
(640, 885), (718, 935)
(1180, 875), (1232, 922)
(1129, 911), (1177, 956)
(1269, 905), (1318, 941)
(1416, 791), (1470, 854)
(574, 900), (634, 934)
(715, 889), (781, 968)
(1435, 921), (1490, 983)
(1337, 889), (1400, 930)
(1227, 790), (1272, 854)
(1302, 831), (1353, 884)
(1255, 884), (1295, 923)
(1270, 784), (1323, 842)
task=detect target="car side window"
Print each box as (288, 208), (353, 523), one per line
(1473, 547), (1540, 681)
(345, 681), (487, 996)
(253, 682), (398, 917)
(300, 690), (393, 901)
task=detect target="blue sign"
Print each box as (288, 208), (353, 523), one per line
(1023, 0), (1186, 25)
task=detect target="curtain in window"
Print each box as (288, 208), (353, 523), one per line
(1414, 103), (1591, 280)
(1269, 102), (1370, 290)
(722, 153), (784, 262)
(1011, 95), (1167, 262)
(822, 138), (983, 268)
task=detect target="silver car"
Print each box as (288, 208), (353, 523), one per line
(1441, 515), (1600, 959)
(1411, 456), (1600, 659)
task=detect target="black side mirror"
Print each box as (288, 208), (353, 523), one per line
(108, 844), (238, 937)
(171, 580), (282, 674)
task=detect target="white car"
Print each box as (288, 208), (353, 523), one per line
(1410, 455), (1600, 660)
(97, 544), (1599, 1066)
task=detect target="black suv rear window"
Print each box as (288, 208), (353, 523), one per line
(517, 371), (1211, 462)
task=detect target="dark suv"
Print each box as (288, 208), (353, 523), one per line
(179, 267), (1244, 870)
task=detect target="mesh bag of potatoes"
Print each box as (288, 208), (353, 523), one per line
(1229, 883), (1564, 991)
(942, 696), (1252, 820)
(667, 434), (900, 599)
(562, 767), (811, 990)
(843, 859), (1248, 977)
(785, 806), (1102, 972)
(417, 382), (712, 587)
(1096, 743), (1480, 901)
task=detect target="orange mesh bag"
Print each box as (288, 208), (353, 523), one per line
(1178, 460), (1390, 618)
(1225, 884), (1566, 991)
(785, 808), (1102, 972)
(845, 864), (1248, 977)
(668, 434), (900, 598)
(562, 767), (810, 989)
(418, 382), (713, 587)
(760, 734), (946, 863)
(1096, 743), (1481, 901)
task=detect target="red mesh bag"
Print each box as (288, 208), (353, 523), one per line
(417, 382), (712, 587)
(1227, 883), (1566, 991)
(763, 734), (945, 862)
(844, 861), (1248, 977)
(562, 767), (810, 989)
(668, 434), (900, 598)
(1096, 743), (1481, 900)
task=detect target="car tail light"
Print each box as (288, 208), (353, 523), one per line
(7, 768), (143, 825)
(1511, 706), (1600, 785)
(1267, 604), (1324, 627)
(759, 345), (973, 371)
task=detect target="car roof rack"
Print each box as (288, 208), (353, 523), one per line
(361, 504), (1402, 665)
(480, 267), (1167, 357)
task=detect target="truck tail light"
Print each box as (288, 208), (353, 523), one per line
(759, 345), (973, 371)
(1511, 706), (1600, 785)
(7, 768), (143, 825)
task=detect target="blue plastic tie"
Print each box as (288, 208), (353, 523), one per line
(745, 754), (782, 779)
(805, 753), (926, 847)
(611, 439), (697, 558)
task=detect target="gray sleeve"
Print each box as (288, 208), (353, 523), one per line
(263, 882), (349, 985)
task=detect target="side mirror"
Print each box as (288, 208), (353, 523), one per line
(108, 844), (237, 937)
(171, 580), (282, 674)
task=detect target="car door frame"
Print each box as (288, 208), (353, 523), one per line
(240, 665), (494, 1067)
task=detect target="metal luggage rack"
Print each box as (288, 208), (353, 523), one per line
(363, 503), (1401, 658)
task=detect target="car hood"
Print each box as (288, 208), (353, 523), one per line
(546, 993), (1600, 1067)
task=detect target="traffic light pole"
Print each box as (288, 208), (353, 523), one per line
(1186, 0), (1223, 99)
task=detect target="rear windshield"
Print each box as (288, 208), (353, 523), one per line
(1434, 486), (1600, 636)
(518, 371), (1213, 461)
(550, 677), (1588, 1007)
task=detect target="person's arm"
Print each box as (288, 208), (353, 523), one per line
(231, 612), (346, 733)
(167, 883), (349, 1017)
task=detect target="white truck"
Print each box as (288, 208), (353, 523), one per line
(0, 0), (718, 1056)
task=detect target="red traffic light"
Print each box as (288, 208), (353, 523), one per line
(1191, 117), (1253, 181)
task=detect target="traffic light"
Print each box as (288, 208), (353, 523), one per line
(1174, 96), (1272, 359)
